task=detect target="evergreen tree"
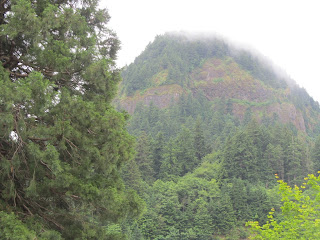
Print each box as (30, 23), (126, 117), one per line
(265, 144), (285, 180)
(246, 185), (272, 224)
(159, 139), (181, 180)
(246, 120), (272, 182)
(193, 198), (213, 239)
(0, 0), (142, 238)
(151, 131), (165, 179)
(286, 137), (303, 184)
(122, 158), (143, 193)
(229, 178), (249, 221)
(223, 130), (259, 182)
(175, 127), (198, 175)
(135, 132), (155, 184)
(193, 117), (210, 161)
(312, 135), (320, 172)
(208, 191), (236, 233)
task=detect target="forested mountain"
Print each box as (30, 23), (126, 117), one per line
(114, 33), (320, 239)
(116, 33), (320, 134)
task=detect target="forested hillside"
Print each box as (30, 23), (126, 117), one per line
(115, 33), (320, 239)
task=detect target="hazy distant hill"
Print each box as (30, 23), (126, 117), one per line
(115, 32), (320, 134)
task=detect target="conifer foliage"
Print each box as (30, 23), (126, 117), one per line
(0, 0), (142, 238)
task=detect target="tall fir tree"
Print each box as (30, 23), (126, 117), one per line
(134, 132), (155, 184)
(223, 130), (259, 182)
(265, 144), (285, 180)
(159, 139), (181, 180)
(193, 117), (210, 161)
(151, 131), (165, 179)
(122, 158), (143, 193)
(0, 0), (143, 238)
(174, 127), (198, 175)
(312, 135), (320, 172)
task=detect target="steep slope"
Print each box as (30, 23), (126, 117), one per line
(116, 32), (320, 134)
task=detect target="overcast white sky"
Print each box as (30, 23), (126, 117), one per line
(101, 0), (320, 102)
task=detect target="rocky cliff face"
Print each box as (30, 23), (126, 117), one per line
(117, 84), (183, 114)
(191, 58), (273, 102)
